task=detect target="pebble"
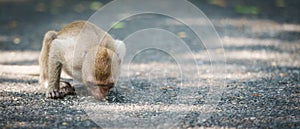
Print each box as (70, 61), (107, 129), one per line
(62, 122), (68, 126)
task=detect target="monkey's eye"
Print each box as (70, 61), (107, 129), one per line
(98, 83), (114, 89)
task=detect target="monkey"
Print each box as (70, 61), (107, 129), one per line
(39, 21), (126, 100)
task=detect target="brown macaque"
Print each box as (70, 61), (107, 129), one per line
(39, 21), (126, 100)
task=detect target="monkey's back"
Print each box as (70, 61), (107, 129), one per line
(50, 21), (116, 81)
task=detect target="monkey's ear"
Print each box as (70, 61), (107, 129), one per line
(114, 40), (126, 60)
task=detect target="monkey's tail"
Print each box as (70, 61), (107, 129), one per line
(39, 31), (57, 85)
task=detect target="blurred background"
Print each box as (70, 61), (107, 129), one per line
(0, 0), (299, 51)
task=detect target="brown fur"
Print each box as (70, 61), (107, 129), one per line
(95, 48), (111, 83)
(39, 20), (125, 100)
(57, 21), (117, 52)
(39, 31), (57, 84)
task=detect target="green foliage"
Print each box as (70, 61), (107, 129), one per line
(276, 0), (286, 7)
(235, 5), (259, 15)
(207, 0), (226, 7)
(89, 1), (103, 11)
(111, 22), (125, 29)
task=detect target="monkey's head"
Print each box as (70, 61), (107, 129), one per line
(82, 47), (121, 100)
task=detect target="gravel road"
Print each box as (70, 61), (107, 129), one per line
(0, 0), (299, 128)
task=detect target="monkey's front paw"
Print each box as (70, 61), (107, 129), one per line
(60, 81), (76, 96)
(46, 89), (64, 99)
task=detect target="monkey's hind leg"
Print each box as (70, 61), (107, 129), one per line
(39, 31), (57, 86)
(46, 43), (65, 99)
(46, 58), (63, 99)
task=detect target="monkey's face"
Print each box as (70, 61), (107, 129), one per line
(82, 47), (121, 100)
(86, 81), (114, 100)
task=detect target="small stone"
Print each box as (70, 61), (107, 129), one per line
(177, 32), (187, 38)
(62, 121), (68, 126)
(232, 101), (237, 105)
(271, 62), (277, 66)
(13, 37), (21, 44)
(250, 117), (256, 120)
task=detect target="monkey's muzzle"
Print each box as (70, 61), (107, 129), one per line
(86, 82), (115, 100)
